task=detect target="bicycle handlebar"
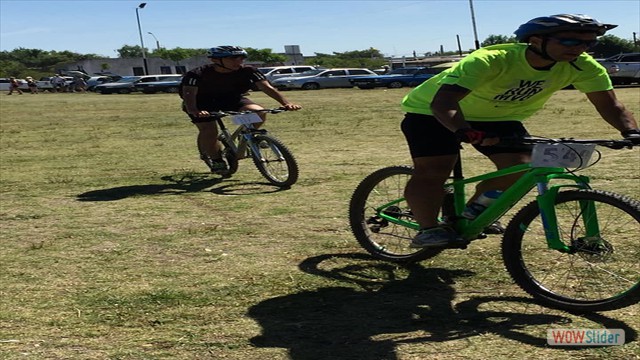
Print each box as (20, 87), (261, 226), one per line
(208, 107), (287, 118)
(499, 136), (638, 150)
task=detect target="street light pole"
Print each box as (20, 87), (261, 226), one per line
(468, 0), (480, 50)
(148, 32), (160, 51)
(135, 2), (149, 75)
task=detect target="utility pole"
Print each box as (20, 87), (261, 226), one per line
(469, 0), (480, 50)
(148, 32), (160, 51)
(135, 3), (149, 75)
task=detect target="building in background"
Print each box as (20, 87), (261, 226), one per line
(58, 46), (304, 76)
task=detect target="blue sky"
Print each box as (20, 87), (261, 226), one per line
(1, 0), (638, 58)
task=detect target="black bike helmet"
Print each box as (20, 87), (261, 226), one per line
(207, 46), (248, 59)
(514, 14), (617, 42)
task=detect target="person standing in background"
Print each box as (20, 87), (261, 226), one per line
(7, 77), (23, 95)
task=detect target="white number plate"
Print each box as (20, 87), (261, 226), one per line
(531, 143), (596, 169)
(231, 113), (262, 125)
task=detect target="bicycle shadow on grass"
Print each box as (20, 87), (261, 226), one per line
(209, 181), (290, 196)
(247, 253), (637, 360)
(76, 172), (287, 201)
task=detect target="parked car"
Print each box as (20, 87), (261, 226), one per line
(134, 77), (183, 94)
(258, 65), (318, 82)
(94, 74), (182, 94)
(86, 75), (122, 91)
(271, 68), (377, 90)
(597, 53), (640, 85)
(35, 76), (74, 92)
(0, 78), (29, 91)
(350, 67), (437, 89)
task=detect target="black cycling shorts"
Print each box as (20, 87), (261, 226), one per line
(185, 97), (256, 123)
(400, 113), (532, 158)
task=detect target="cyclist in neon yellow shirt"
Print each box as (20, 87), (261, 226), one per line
(401, 14), (640, 248)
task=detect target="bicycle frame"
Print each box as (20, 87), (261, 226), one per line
(215, 112), (288, 160)
(375, 163), (593, 252)
(216, 117), (248, 153)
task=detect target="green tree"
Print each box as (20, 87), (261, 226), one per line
(590, 35), (636, 58)
(0, 48), (100, 78)
(245, 48), (287, 64)
(151, 47), (207, 61)
(117, 45), (147, 58)
(305, 48), (387, 69)
(0, 60), (27, 77)
(333, 48), (384, 59)
(481, 34), (517, 46)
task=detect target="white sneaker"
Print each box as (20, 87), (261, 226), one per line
(410, 227), (463, 248)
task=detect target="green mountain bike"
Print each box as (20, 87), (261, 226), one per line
(349, 137), (639, 312)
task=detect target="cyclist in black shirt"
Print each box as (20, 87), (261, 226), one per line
(181, 46), (302, 174)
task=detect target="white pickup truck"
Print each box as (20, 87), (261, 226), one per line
(598, 53), (640, 85)
(35, 76), (75, 91)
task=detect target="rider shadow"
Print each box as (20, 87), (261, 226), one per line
(247, 253), (637, 360)
(210, 181), (290, 196)
(76, 172), (286, 201)
(76, 172), (222, 201)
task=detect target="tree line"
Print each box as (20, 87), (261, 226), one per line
(1, 34), (636, 79)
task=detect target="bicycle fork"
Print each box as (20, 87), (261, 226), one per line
(534, 175), (600, 253)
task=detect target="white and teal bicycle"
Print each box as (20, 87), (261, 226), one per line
(211, 108), (298, 188)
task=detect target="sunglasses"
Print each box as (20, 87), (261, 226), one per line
(549, 37), (598, 48)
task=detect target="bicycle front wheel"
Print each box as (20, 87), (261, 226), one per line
(250, 134), (299, 187)
(219, 136), (239, 175)
(349, 166), (443, 263)
(502, 189), (640, 312)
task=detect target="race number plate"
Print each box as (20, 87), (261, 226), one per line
(231, 113), (262, 125)
(531, 143), (596, 169)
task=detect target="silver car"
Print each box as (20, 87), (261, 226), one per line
(258, 65), (317, 81)
(271, 68), (377, 90)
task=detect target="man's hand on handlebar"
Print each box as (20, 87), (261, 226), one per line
(193, 110), (211, 117)
(281, 103), (302, 111)
(188, 109), (213, 118)
(455, 128), (500, 146)
(622, 129), (640, 145)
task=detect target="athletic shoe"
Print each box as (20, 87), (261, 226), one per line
(201, 155), (228, 175)
(484, 221), (505, 234)
(410, 226), (463, 248)
(208, 159), (228, 175)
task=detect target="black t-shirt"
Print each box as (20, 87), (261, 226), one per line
(180, 64), (266, 108)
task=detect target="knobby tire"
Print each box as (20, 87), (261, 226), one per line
(250, 134), (298, 187)
(349, 166), (443, 263)
(502, 189), (640, 312)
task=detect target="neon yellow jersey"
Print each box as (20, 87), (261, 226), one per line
(401, 43), (612, 121)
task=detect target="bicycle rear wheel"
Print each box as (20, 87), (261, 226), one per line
(349, 166), (443, 263)
(250, 133), (298, 187)
(502, 189), (640, 312)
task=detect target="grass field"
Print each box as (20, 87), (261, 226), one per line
(1, 87), (639, 360)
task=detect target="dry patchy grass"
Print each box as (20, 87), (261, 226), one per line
(0, 87), (638, 359)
